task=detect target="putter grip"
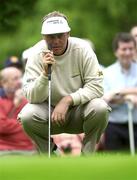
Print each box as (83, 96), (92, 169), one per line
(48, 64), (52, 80)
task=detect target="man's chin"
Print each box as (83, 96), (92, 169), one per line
(52, 47), (65, 55)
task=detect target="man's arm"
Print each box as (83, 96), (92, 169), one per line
(23, 53), (49, 103)
(23, 50), (56, 104)
(70, 51), (103, 106)
(103, 87), (137, 105)
(0, 100), (23, 134)
(51, 95), (73, 125)
(118, 87), (137, 95)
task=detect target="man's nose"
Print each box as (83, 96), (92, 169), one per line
(125, 49), (132, 55)
(52, 36), (60, 43)
(17, 78), (22, 86)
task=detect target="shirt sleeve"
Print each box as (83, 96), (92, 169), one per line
(70, 48), (104, 106)
(22, 53), (49, 103)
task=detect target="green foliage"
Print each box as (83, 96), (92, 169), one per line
(0, 0), (38, 33)
(1, 0), (137, 69)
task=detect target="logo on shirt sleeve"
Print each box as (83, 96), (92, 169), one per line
(97, 70), (103, 76)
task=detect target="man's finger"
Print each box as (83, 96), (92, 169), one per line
(51, 113), (61, 126)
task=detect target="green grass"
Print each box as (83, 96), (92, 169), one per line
(0, 153), (137, 180)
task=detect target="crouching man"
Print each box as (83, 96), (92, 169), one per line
(18, 11), (110, 155)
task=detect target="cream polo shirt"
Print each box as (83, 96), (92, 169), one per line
(23, 37), (103, 106)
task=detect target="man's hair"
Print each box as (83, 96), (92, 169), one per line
(0, 67), (21, 83)
(112, 32), (136, 52)
(42, 11), (68, 23)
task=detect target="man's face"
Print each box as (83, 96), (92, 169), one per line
(115, 41), (136, 68)
(43, 32), (69, 56)
(3, 69), (22, 94)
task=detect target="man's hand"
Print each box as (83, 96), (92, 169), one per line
(51, 95), (73, 126)
(109, 93), (125, 104)
(14, 89), (24, 108)
(103, 90), (125, 104)
(124, 94), (137, 106)
(42, 50), (56, 76)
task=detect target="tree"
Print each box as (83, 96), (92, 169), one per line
(0, 0), (37, 33)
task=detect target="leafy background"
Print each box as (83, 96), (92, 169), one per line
(0, 0), (137, 68)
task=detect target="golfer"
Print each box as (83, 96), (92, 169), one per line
(18, 11), (110, 154)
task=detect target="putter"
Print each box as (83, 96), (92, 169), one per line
(47, 44), (53, 158)
(48, 64), (52, 158)
(126, 101), (135, 156)
(41, 46), (52, 158)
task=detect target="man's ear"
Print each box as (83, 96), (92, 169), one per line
(0, 78), (6, 87)
(67, 32), (70, 37)
(0, 73), (4, 87)
(42, 35), (46, 40)
(114, 50), (118, 58)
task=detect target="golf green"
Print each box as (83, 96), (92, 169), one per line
(0, 154), (137, 180)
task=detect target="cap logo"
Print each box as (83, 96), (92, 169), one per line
(41, 16), (71, 34)
(47, 19), (63, 24)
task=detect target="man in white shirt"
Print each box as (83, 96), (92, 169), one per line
(103, 32), (137, 150)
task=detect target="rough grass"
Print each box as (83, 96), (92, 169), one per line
(0, 153), (137, 180)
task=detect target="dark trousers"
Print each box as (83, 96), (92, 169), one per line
(105, 122), (137, 151)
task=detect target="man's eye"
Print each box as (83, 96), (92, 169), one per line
(58, 34), (63, 38)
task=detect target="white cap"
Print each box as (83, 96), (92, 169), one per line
(41, 16), (71, 35)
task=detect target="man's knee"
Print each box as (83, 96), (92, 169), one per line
(83, 98), (110, 144)
(83, 98), (110, 132)
(18, 104), (35, 127)
(84, 98), (110, 118)
(18, 102), (49, 129)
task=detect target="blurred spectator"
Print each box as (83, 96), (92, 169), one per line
(0, 70), (1, 87)
(0, 56), (23, 97)
(103, 32), (137, 151)
(130, 26), (137, 61)
(0, 67), (35, 155)
(53, 133), (83, 156)
(22, 47), (34, 67)
(4, 56), (23, 71)
(0, 71), (6, 97)
(0, 87), (5, 97)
